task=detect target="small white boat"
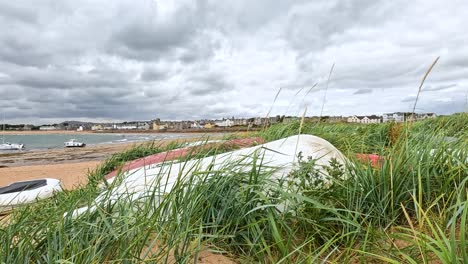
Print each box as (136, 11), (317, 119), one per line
(1, 114), (25, 150)
(64, 139), (86, 148)
(0, 142), (25, 150)
(0, 178), (63, 214)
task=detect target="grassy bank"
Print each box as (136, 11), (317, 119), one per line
(1, 114), (467, 263)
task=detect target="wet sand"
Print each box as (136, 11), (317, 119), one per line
(0, 136), (217, 190)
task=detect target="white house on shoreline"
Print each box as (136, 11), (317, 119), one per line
(347, 115), (381, 124)
(382, 112), (436, 122)
(347, 112), (436, 124)
(382, 112), (406, 122)
(215, 119), (234, 127)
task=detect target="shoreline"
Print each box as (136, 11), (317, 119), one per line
(0, 136), (219, 168)
(2, 130), (98, 135)
(2, 127), (259, 135)
(1, 131), (228, 153)
(0, 136), (224, 190)
(0, 135), (207, 152)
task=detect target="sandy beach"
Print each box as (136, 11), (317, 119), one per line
(0, 136), (217, 190)
(0, 161), (102, 190)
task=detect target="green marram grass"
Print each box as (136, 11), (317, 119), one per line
(1, 113), (467, 263)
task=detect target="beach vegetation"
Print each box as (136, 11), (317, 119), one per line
(1, 113), (467, 263)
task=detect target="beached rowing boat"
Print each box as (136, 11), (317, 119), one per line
(70, 135), (346, 217)
(105, 137), (264, 183)
(0, 178), (62, 214)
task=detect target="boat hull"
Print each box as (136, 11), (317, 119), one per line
(70, 135), (347, 217)
(64, 144), (86, 148)
(0, 178), (62, 214)
(0, 143), (25, 150)
(105, 137), (264, 181)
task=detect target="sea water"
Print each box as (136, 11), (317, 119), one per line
(0, 133), (195, 151)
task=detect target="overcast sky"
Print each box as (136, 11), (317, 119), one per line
(0, 0), (467, 124)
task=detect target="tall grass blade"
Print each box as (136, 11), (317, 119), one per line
(319, 63), (335, 119)
(412, 56), (440, 118)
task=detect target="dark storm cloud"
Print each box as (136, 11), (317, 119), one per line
(15, 70), (128, 89)
(423, 83), (457, 92)
(0, 37), (52, 67)
(0, 2), (38, 24)
(353, 88), (373, 95)
(401, 95), (417, 103)
(285, 0), (379, 53)
(415, 96), (466, 114)
(0, 64), (134, 91)
(109, 24), (193, 61)
(0, 0), (467, 124)
(0, 85), (24, 100)
(107, 1), (205, 62)
(140, 67), (168, 82)
(187, 73), (232, 95)
(113, 22), (192, 52)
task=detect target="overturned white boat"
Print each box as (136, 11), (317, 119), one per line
(0, 142), (25, 150)
(0, 178), (63, 214)
(64, 139), (86, 148)
(70, 135), (347, 217)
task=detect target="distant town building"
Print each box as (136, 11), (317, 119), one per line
(347, 116), (361, 123)
(382, 112), (407, 123)
(347, 115), (382, 124)
(114, 124), (137, 130)
(76, 126), (84, 131)
(407, 113), (437, 121)
(152, 119), (165, 130)
(175, 121), (191, 130)
(191, 122), (203, 129)
(382, 112), (436, 122)
(215, 119), (234, 127)
(233, 118), (248, 126)
(363, 115), (382, 124)
(23, 125), (33, 131)
(91, 125), (103, 131)
(204, 123), (215, 129)
(39, 126), (57, 131)
(327, 116), (345, 123)
(136, 122), (150, 130)
(252, 117), (272, 126)
(152, 122), (167, 130)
